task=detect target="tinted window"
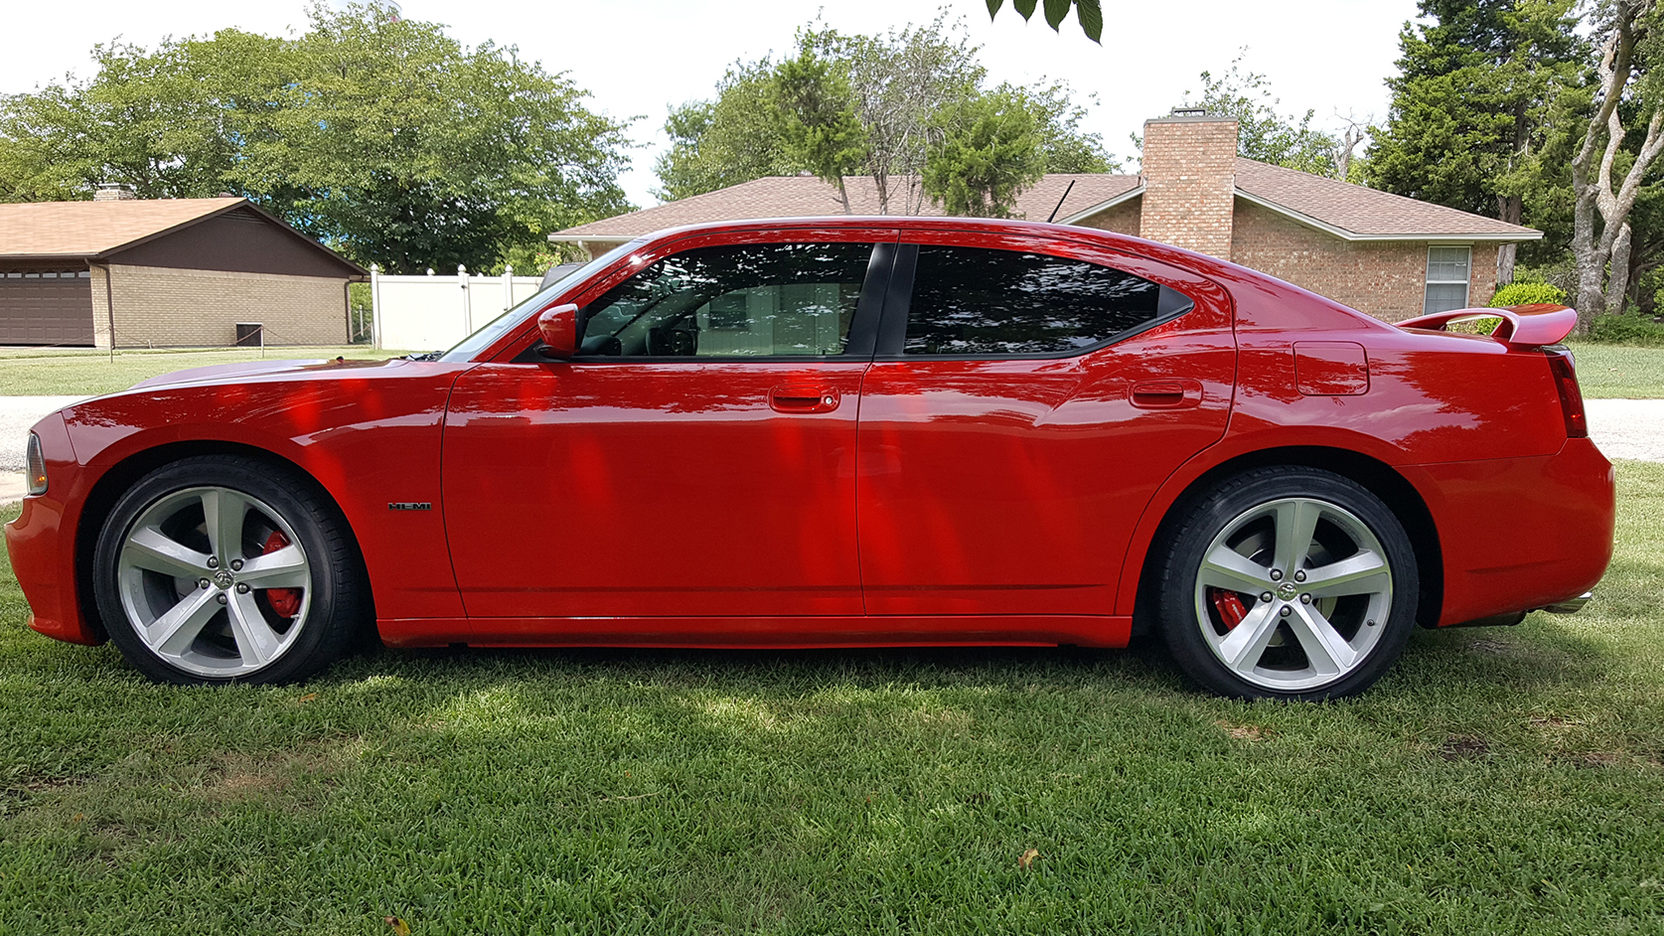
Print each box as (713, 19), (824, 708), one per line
(904, 245), (1177, 356)
(580, 242), (873, 357)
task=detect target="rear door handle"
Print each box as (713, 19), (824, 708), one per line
(769, 386), (840, 414)
(1130, 379), (1203, 409)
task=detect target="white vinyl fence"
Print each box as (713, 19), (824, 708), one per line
(371, 265), (542, 352)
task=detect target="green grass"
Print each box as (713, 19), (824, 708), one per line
(2, 464), (1662, 934)
(0, 346), (410, 397)
(1566, 342), (1664, 398)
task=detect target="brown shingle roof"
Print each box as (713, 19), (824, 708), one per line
(554, 173), (1142, 239)
(1232, 158), (1538, 239)
(557, 161), (1539, 244)
(0, 197), (247, 258)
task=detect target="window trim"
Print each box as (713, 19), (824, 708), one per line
(872, 243), (1197, 361)
(1423, 244), (1472, 315)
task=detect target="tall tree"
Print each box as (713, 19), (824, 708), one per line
(804, 17), (985, 215)
(1181, 54), (1343, 177)
(0, 2), (631, 273)
(1571, 0), (1664, 316)
(773, 46), (867, 213)
(654, 16), (1114, 214)
(924, 85), (1047, 217)
(1367, 0), (1584, 284)
(653, 61), (797, 202)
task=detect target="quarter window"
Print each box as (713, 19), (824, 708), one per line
(579, 242), (874, 357)
(903, 245), (1183, 356)
(1423, 246), (1471, 314)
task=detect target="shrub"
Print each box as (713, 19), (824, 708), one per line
(1584, 311), (1664, 347)
(1489, 282), (1568, 307)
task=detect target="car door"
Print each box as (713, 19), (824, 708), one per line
(442, 229), (897, 629)
(856, 231), (1237, 617)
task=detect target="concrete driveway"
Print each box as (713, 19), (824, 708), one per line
(0, 395), (1661, 505)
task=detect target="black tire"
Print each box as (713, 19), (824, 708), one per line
(1154, 467), (1419, 701)
(91, 455), (363, 685)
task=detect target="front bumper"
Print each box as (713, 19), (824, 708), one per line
(3, 412), (101, 646)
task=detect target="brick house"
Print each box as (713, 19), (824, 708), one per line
(551, 113), (1540, 323)
(0, 193), (365, 347)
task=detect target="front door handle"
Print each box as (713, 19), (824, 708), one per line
(769, 386), (840, 414)
(1130, 379), (1203, 409)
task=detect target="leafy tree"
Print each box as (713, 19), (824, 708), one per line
(653, 61), (798, 202)
(1366, 0), (1585, 283)
(0, 2), (631, 273)
(654, 16), (1114, 216)
(773, 46), (868, 213)
(925, 85), (1047, 216)
(1181, 54), (1342, 177)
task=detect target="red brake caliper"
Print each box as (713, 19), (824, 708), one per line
(1209, 589), (1248, 630)
(260, 530), (302, 618)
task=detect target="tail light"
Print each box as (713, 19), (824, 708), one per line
(1545, 348), (1587, 439)
(26, 432), (48, 495)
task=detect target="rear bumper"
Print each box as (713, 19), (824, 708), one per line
(1409, 438), (1615, 627)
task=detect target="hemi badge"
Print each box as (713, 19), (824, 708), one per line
(388, 502), (432, 511)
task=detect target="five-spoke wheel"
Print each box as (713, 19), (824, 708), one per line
(1157, 468), (1418, 699)
(93, 456), (360, 684)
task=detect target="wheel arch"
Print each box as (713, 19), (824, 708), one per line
(1127, 445), (1443, 637)
(73, 440), (373, 643)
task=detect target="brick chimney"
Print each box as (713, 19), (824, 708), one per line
(92, 182), (137, 201)
(1138, 110), (1239, 260)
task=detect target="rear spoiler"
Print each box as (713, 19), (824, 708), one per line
(1398, 303), (1578, 349)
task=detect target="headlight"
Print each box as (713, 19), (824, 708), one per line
(25, 432), (47, 495)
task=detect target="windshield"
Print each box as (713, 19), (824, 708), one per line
(435, 239), (646, 362)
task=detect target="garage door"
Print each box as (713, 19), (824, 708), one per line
(0, 270), (95, 346)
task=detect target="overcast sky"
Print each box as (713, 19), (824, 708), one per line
(0, 0), (1422, 208)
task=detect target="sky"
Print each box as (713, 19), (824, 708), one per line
(0, 0), (1423, 209)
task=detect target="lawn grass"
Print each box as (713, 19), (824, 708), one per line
(0, 346), (410, 397)
(2, 464), (1661, 934)
(1565, 342), (1664, 398)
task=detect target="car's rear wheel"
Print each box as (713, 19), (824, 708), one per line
(1155, 467), (1419, 700)
(92, 455), (361, 684)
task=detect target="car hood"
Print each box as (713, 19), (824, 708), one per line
(127, 356), (391, 391)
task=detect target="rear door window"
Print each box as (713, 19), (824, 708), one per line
(901, 245), (1190, 357)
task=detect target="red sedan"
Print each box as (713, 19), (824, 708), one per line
(4, 218), (1614, 698)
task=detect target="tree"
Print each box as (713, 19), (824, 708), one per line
(1366, 0), (1585, 284)
(654, 16), (1115, 214)
(1181, 54), (1342, 177)
(924, 85), (1047, 216)
(0, 2), (631, 273)
(773, 46), (867, 213)
(1571, 0), (1664, 317)
(804, 17), (986, 215)
(653, 61), (798, 202)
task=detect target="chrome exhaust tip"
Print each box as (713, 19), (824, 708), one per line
(1540, 592), (1593, 614)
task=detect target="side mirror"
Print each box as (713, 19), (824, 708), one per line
(536, 303), (580, 359)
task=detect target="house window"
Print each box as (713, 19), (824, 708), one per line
(1424, 246), (1471, 314)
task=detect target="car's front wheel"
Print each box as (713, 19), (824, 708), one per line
(1155, 467), (1419, 700)
(92, 455), (362, 684)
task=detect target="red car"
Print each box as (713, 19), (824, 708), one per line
(4, 218), (1614, 699)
